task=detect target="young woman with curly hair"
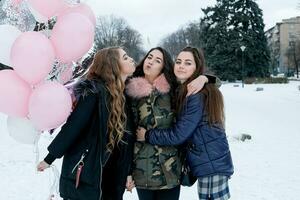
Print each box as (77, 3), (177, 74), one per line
(37, 47), (136, 200)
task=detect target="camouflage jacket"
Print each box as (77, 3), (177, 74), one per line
(126, 74), (181, 190)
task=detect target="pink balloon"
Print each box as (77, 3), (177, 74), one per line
(51, 13), (95, 63)
(0, 70), (32, 117)
(29, 82), (72, 131)
(58, 3), (96, 26)
(27, 0), (67, 19)
(10, 31), (55, 85)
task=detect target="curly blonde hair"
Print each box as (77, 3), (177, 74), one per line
(86, 47), (126, 152)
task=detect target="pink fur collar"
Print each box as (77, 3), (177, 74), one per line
(126, 74), (170, 98)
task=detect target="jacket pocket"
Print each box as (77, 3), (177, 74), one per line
(71, 149), (88, 173)
(62, 149), (93, 186)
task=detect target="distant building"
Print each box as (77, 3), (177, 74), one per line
(265, 16), (300, 74)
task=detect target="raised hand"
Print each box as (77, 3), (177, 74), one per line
(187, 75), (208, 96)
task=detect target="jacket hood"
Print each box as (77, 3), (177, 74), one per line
(126, 74), (170, 99)
(72, 78), (104, 100)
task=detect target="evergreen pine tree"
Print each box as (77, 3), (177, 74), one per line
(201, 0), (270, 80)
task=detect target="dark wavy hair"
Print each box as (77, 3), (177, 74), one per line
(132, 47), (177, 107)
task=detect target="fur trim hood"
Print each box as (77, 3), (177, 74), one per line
(126, 74), (170, 99)
(71, 78), (105, 100)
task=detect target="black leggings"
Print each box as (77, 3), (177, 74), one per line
(136, 185), (180, 200)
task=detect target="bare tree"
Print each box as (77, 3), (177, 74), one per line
(160, 30), (187, 59)
(94, 15), (126, 48)
(94, 15), (144, 61)
(160, 21), (202, 59)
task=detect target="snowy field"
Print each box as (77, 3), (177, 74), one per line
(0, 81), (300, 200)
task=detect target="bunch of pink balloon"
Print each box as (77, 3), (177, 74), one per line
(27, 1), (96, 63)
(0, 0), (96, 143)
(0, 68), (73, 133)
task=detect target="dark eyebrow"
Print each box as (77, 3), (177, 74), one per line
(185, 59), (193, 62)
(156, 57), (163, 62)
(122, 53), (127, 58)
(148, 53), (162, 62)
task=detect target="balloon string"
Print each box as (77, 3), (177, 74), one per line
(48, 165), (60, 200)
(33, 132), (60, 199)
(33, 132), (41, 165)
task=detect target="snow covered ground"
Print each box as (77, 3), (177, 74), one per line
(0, 81), (300, 200)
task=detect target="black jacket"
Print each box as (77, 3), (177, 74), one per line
(44, 79), (134, 200)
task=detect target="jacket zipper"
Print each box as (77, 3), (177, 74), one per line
(146, 143), (149, 187)
(99, 150), (111, 200)
(98, 161), (103, 200)
(71, 149), (89, 174)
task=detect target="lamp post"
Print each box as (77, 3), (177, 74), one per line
(240, 45), (246, 88)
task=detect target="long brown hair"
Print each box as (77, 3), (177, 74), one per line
(175, 47), (225, 127)
(176, 47), (205, 115)
(86, 47), (126, 152)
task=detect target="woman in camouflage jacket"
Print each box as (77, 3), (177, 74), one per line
(126, 47), (214, 200)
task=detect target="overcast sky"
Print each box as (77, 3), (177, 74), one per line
(85, 0), (299, 50)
